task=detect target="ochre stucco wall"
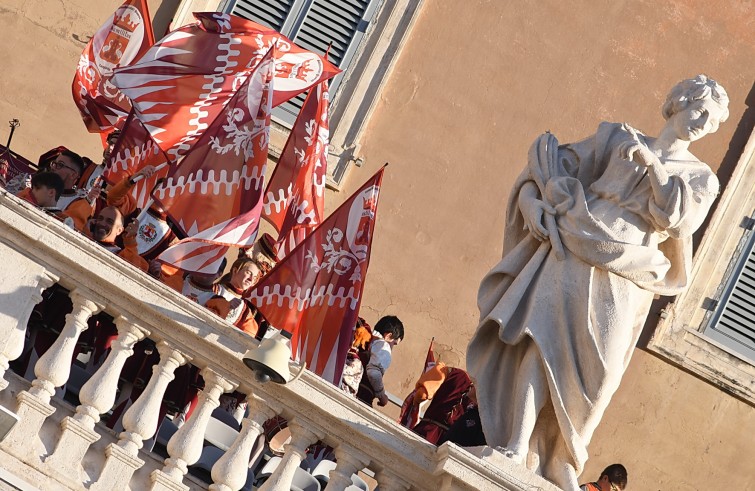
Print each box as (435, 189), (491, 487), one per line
(1, 0), (754, 489)
(0, 0), (165, 163)
(349, 1), (755, 489)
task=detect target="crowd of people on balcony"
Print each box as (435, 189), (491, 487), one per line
(1, 139), (635, 491)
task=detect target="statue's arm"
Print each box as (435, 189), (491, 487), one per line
(617, 132), (674, 210)
(518, 181), (554, 242)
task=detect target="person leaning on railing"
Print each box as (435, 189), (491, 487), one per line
(356, 316), (405, 407)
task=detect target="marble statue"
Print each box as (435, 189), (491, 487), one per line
(466, 75), (729, 490)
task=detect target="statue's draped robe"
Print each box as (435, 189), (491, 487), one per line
(467, 123), (718, 483)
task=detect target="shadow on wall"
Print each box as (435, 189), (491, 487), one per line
(637, 80), (755, 350)
(153, 0), (183, 38)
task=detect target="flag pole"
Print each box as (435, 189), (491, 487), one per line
(6, 119), (19, 150)
(135, 176), (167, 221)
(130, 161), (169, 183)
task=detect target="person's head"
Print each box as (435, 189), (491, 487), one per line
(226, 256), (262, 292)
(662, 75), (729, 142)
(103, 130), (121, 163)
(49, 149), (85, 189)
(30, 172), (65, 207)
(374, 315), (404, 346)
(92, 206), (124, 243)
(598, 463), (627, 491)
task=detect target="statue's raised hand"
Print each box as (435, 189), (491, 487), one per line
(618, 126), (661, 168)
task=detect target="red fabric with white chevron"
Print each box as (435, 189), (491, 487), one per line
(111, 12), (340, 159)
(73, 0), (154, 133)
(103, 111), (171, 209)
(154, 49), (275, 274)
(263, 80), (329, 257)
(248, 167), (385, 385)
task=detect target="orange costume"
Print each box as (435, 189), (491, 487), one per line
(206, 283), (260, 336)
(83, 226), (149, 273)
(17, 187), (94, 232)
(108, 177), (179, 259)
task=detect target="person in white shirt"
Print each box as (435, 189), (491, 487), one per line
(356, 315), (405, 407)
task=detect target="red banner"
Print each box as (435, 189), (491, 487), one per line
(103, 111), (171, 209)
(154, 49), (275, 274)
(111, 12), (340, 159)
(263, 81), (329, 254)
(248, 167), (385, 385)
(73, 0), (154, 133)
(0, 145), (36, 192)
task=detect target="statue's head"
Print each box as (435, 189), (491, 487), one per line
(662, 74), (729, 123)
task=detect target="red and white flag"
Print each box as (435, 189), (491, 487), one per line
(111, 12), (340, 159)
(399, 339), (436, 428)
(73, 0), (154, 133)
(263, 80), (330, 258)
(103, 111), (171, 209)
(154, 49), (275, 274)
(248, 167), (386, 385)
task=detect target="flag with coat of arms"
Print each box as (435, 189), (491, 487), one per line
(153, 48), (275, 275)
(111, 12), (340, 160)
(73, 0), (154, 133)
(248, 166), (386, 385)
(263, 80), (330, 258)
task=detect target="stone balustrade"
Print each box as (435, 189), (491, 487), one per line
(0, 190), (559, 491)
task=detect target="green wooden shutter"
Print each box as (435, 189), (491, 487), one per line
(707, 226), (755, 362)
(226, 0), (378, 126)
(230, 0), (299, 32)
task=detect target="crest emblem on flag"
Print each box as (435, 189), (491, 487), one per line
(94, 6), (147, 73)
(138, 223), (157, 243)
(73, 0), (154, 133)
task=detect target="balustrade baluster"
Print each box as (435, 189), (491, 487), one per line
(44, 315), (148, 484)
(376, 469), (411, 491)
(91, 341), (188, 491)
(209, 393), (282, 491)
(324, 444), (371, 491)
(1, 288), (103, 463)
(257, 419), (324, 491)
(0, 270), (58, 392)
(150, 368), (235, 491)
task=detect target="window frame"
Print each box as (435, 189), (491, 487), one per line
(648, 126), (755, 405)
(204, 0), (424, 189)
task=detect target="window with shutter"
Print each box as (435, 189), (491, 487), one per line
(645, 127), (755, 404)
(705, 219), (755, 362)
(228, 0), (378, 126)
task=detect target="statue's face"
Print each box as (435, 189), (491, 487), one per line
(672, 97), (727, 142)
